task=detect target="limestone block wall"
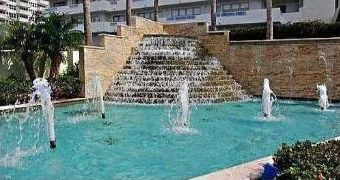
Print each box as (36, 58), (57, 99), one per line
(227, 38), (340, 101)
(80, 16), (164, 97)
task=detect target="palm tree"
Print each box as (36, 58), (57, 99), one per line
(126, 0), (131, 26)
(83, 0), (93, 45)
(4, 21), (37, 81)
(210, 0), (217, 31)
(266, 0), (273, 40)
(35, 13), (82, 78)
(154, 0), (159, 21)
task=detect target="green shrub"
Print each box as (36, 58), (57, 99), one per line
(274, 140), (340, 179)
(229, 21), (340, 40)
(49, 76), (82, 100)
(0, 76), (31, 106)
(0, 75), (82, 106)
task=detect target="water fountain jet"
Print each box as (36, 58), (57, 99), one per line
(262, 78), (276, 118)
(89, 75), (105, 118)
(316, 84), (330, 110)
(30, 78), (56, 149)
(170, 80), (192, 134)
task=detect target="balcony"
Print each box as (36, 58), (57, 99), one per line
(160, 13), (208, 24)
(18, 1), (31, 8)
(0, 13), (6, 19)
(217, 8), (282, 25)
(159, 8), (282, 25)
(48, 1), (114, 15)
(18, 10), (31, 16)
(73, 21), (125, 33)
(0, 4), (7, 11)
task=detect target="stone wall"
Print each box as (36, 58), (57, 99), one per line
(80, 16), (164, 97)
(227, 38), (340, 101)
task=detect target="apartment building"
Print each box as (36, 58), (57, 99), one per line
(47, 0), (339, 33)
(0, 0), (49, 23)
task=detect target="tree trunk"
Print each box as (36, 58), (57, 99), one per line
(49, 53), (63, 79)
(83, 0), (93, 45)
(126, 0), (131, 26)
(210, 0), (217, 31)
(37, 56), (47, 78)
(266, 0), (273, 40)
(22, 53), (36, 81)
(154, 0), (159, 21)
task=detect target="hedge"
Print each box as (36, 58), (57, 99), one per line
(0, 76), (82, 106)
(273, 140), (340, 179)
(229, 21), (340, 41)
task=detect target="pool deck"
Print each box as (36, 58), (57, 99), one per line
(191, 156), (273, 180)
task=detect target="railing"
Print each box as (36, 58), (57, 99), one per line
(166, 15), (196, 21)
(73, 21), (125, 33)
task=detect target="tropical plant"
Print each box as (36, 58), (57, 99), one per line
(3, 13), (82, 80)
(35, 13), (82, 78)
(3, 21), (38, 81)
(83, 0), (93, 45)
(210, 0), (217, 31)
(274, 140), (340, 179)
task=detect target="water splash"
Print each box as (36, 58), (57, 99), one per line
(262, 78), (277, 118)
(0, 147), (42, 168)
(317, 84), (330, 110)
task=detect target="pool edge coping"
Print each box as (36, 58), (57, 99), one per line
(0, 98), (87, 113)
(190, 136), (340, 180)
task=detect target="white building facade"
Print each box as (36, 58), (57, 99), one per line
(0, 0), (49, 22)
(47, 0), (339, 33)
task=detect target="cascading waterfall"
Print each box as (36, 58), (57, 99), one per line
(262, 78), (277, 118)
(317, 84), (330, 110)
(88, 75), (105, 118)
(105, 35), (246, 104)
(29, 78), (56, 149)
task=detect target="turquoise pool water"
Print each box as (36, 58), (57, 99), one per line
(0, 100), (340, 179)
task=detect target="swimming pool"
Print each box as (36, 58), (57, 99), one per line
(1, 100), (339, 179)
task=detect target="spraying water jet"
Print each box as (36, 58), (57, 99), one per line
(89, 75), (105, 118)
(262, 78), (277, 118)
(31, 78), (56, 149)
(316, 84), (330, 110)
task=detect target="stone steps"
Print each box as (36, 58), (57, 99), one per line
(104, 35), (247, 104)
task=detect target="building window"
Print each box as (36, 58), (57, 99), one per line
(240, 2), (249, 9)
(278, 5), (286, 13)
(222, 4), (231, 12)
(219, 2), (249, 12)
(113, 15), (125, 22)
(170, 7), (201, 17)
(138, 11), (154, 20)
(53, 1), (66, 7)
